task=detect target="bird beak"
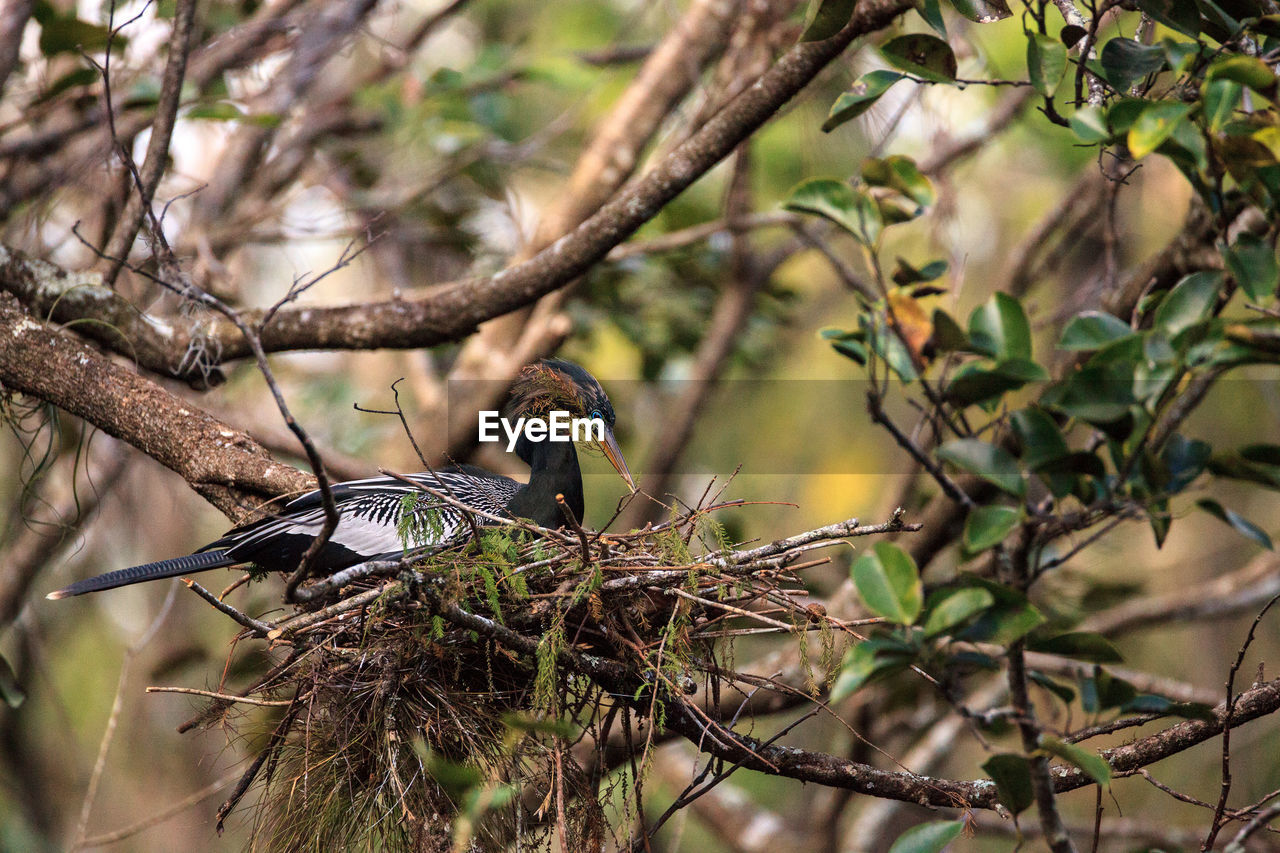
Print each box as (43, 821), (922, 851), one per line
(600, 425), (636, 492)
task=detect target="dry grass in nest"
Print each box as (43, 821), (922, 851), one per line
(158, 492), (913, 852)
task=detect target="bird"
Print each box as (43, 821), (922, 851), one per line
(47, 360), (634, 599)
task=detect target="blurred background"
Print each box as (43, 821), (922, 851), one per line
(2, 0), (1280, 850)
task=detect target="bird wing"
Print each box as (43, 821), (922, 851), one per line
(207, 468), (522, 571)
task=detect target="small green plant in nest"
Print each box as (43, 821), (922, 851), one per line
(158, 491), (909, 852)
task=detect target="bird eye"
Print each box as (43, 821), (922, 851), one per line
(590, 409), (603, 421)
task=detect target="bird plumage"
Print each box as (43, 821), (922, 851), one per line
(47, 360), (633, 600)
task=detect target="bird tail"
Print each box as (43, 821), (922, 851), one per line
(46, 550), (238, 600)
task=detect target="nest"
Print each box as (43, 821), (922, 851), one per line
(169, 495), (910, 852)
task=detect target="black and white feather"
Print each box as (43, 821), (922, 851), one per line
(212, 467), (519, 568)
(48, 467), (519, 599)
(47, 358), (634, 601)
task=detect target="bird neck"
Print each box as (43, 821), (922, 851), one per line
(508, 432), (585, 528)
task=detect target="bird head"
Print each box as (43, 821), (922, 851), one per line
(507, 360), (635, 491)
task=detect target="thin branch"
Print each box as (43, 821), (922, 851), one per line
(182, 579), (273, 636)
(100, 0), (199, 287)
(78, 769), (243, 847)
(1203, 591), (1280, 849)
(144, 686), (294, 707)
(70, 583), (178, 849)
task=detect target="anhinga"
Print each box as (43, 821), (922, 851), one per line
(48, 360), (633, 599)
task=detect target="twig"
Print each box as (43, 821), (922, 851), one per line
(867, 392), (975, 508)
(101, 0), (199, 287)
(71, 583), (178, 850)
(145, 686), (294, 707)
(1231, 803), (1280, 848)
(1203, 591), (1280, 849)
(182, 579), (273, 636)
(558, 494), (593, 565)
(79, 769), (244, 847)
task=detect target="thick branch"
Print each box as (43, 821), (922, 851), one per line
(0, 293), (312, 515)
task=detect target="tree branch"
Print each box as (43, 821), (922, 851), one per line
(0, 293), (312, 516)
(3, 0), (913, 382)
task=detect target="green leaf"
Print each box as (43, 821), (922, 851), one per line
(918, 0), (948, 36)
(938, 439), (1026, 496)
(1011, 407), (1070, 469)
(954, 576), (1046, 644)
(948, 0), (1012, 23)
(1135, 0), (1200, 36)
(1080, 667), (1138, 712)
(500, 712), (577, 737)
(982, 754), (1035, 815)
(1100, 39), (1166, 92)
(1208, 452), (1280, 491)
(863, 155), (936, 207)
(967, 601), (1045, 644)
(1028, 631), (1123, 663)
(1194, 0), (1241, 40)
(832, 340), (868, 363)
(881, 34), (958, 83)
(35, 66), (98, 104)
(1034, 451), (1107, 478)
(1161, 37), (1205, 73)
(931, 309), (969, 352)
(944, 358), (1047, 407)
(893, 257), (948, 286)
(1128, 101), (1193, 160)
(1152, 271), (1223, 336)
(1225, 233), (1279, 303)
(0, 653), (24, 709)
(1070, 105), (1109, 143)
(1085, 333), (1144, 367)
(1027, 32), (1068, 97)
(1163, 433), (1211, 492)
(963, 505), (1023, 552)
(1203, 78), (1243, 134)
(1149, 498), (1172, 547)
(422, 751), (486, 796)
(824, 70), (906, 131)
(822, 327), (869, 365)
(1120, 694), (1214, 719)
(39, 16), (117, 56)
(1060, 25), (1087, 47)
(1042, 364), (1136, 423)
(830, 638), (916, 701)
(1029, 670), (1078, 705)
(186, 102), (245, 121)
(1196, 499), (1274, 549)
(1038, 736), (1112, 787)
(1058, 311), (1134, 350)
(887, 820), (965, 853)
(829, 643), (876, 702)
(923, 587), (996, 637)
(851, 542), (923, 624)
(1206, 56), (1277, 98)
(784, 178), (881, 244)
(1242, 444), (1280, 466)
(801, 0), (856, 41)
(969, 292), (1032, 360)
(1106, 98), (1149, 135)
(861, 312), (919, 382)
